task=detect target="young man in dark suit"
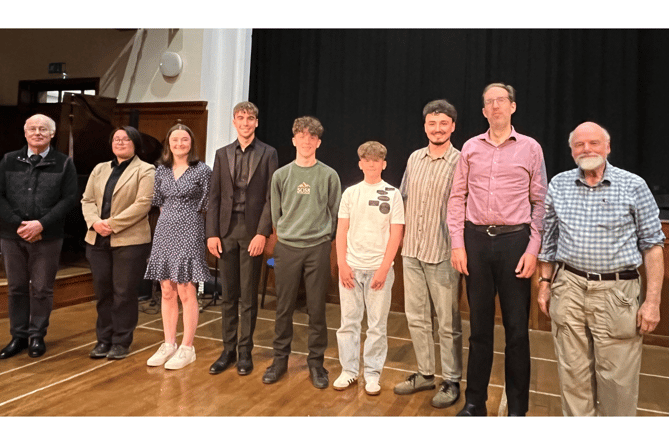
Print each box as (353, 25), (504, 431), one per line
(206, 101), (278, 376)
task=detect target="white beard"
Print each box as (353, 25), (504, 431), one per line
(575, 155), (605, 171)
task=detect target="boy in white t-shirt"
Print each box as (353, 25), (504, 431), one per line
(334, 141), (405, 395)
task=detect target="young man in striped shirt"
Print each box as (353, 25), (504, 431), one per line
(393, 100), (463, 409)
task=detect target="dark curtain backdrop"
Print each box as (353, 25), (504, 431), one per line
(249, 29), (669, 195)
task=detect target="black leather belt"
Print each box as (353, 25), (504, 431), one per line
(559, 262), (639, 281)
(465, 221), (528, 237)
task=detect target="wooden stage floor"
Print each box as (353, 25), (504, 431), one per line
(0, 294), (667, 419)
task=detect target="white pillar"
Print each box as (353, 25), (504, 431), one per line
(200, 29), (253, 166)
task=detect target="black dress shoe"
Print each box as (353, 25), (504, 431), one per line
(0, 337), (29, 359)
(262, 361), (287, 384)
(106, 344), (129, 360)
(237, 351), (253, 376)
(28, 337), (46, 358)
(309, 366), (329, 389)
(89, 342), (111, 359)
(209, 350), (236, 375)
(456, 402), (488, 417)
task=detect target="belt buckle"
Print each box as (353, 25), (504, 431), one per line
(586, 272), (601, 281)
(486, 225), (498, 236)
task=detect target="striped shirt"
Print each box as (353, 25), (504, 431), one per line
(538, 162), (665, 273)
(400, 144), (460, 264)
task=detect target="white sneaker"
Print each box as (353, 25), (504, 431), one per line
(365, 377), (381, 396)
(146, 342), (177, 367)
(333, 371), (357, 391)
(164, 345), (196, 370)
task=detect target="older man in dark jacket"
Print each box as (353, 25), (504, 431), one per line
(0, 114), (78, 359)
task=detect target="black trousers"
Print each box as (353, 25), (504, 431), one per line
(272, 240), (330, 367)
(463, 225), (531, 414)
(219, 213), (262, 353)
(1, 238), (63, 339)
(86, 242), (151, 348)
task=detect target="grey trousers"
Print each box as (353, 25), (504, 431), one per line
(402, 256), (463, 381)
(1, 237), (63, 339)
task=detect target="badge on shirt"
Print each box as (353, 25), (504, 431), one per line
(297, 182), (310, 195)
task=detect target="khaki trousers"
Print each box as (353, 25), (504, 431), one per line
(549, 268), (643, 416)
(403, 256), (462, 381)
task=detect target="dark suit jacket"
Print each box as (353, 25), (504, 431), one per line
(206, 138), (278, 239)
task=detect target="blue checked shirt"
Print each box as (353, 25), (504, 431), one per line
(539, 162), (665, 273)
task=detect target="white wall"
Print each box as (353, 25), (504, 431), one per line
(116, 28), (252, 165)
(200, 29), (253, 166)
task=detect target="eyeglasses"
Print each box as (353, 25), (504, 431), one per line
(113, 138), (132, 144)
(26, 127), (51, 135)
(484, 97), (510, 106)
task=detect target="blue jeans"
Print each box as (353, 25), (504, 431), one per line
(336, 267), (394, 380)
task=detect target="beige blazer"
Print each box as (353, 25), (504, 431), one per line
(81, 156), (155, 247)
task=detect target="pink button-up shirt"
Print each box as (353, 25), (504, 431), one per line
(447, 127), (547, 255)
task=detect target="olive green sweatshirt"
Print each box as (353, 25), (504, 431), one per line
(270, 160), (341, 248)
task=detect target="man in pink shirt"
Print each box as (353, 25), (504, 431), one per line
(447, 83), (547, 416)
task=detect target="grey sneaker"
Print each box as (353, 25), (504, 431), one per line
(431, 380), (460, 408)
(393, 372), (436, 395)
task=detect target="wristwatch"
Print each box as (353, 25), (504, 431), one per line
(538, 276), (552, 284)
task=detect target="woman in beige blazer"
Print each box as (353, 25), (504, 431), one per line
(81, 126), (155, 360)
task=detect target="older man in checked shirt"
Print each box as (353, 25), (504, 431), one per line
(447, 83), (547, 416)
(537, 122), (664, 416)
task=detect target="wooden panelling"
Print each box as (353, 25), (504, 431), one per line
(0, 270), (95, 319)
(113, 101), (208, 162)
(262, 222), (669, 347)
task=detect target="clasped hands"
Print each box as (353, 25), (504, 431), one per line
(17, 220), (43, 243)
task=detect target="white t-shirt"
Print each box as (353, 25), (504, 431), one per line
(338, 179), (405, 270)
